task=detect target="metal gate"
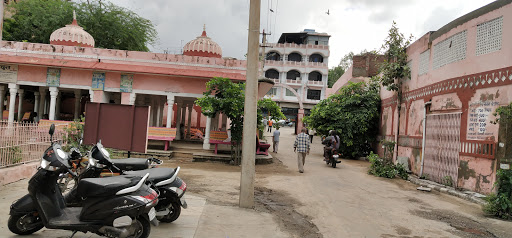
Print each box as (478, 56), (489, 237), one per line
(423, 113), (461, 186)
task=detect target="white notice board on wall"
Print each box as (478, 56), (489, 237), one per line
(0, 64), (18, 83)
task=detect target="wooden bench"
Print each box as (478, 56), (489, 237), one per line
(209, 131), (232, 154)
(147, 127), (176, 151)
(256, 136), (270, 156)
(38, 119), (74, 133)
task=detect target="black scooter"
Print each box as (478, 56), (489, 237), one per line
(65, 142), (187, 223)
(8, 125), (159, 238)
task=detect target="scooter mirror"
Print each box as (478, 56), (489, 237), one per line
(49, 124), (55, 136)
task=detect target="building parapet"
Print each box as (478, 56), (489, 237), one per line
(270, 43), (329, 50)
(0, 41), (248, 71)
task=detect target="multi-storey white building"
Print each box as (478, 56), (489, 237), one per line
(263, 29), (330, 120)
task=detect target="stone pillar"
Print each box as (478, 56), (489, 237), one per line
(129, 93), (136, 105)
(175, 102), (182, 139)
(186, 104), (193, 139)
(156, 98), (163, 127)
(7, 83), (18, 122)
(39, 88), (47, 121)
(166, 95), (174, 128)
(55, 94), (61, 120)
(74, 90), (81, 120)
(33, 92), (40, 122)
(222, 113), (228, 130)
(180, 104), (187, 138)
(0, 85), (5, 118)
(203, 116), (211, 149)
(17, 89), (24, 121)
(88, 89), (95, 103)
(149, 98), (155, 126)
(49, 87), (58, 120)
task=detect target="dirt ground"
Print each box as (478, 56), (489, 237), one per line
(161, 126), (512, 238)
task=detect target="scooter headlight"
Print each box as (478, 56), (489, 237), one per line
(40, 158), (57, 171)
(56, 148), (67, 159)
(100, 147), (110, 159)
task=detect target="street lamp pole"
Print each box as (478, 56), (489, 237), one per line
(240, 0), (261, 208)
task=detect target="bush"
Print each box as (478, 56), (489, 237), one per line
(483, 169), (512, 219)
(368, 152), (408, 180)
(304, 80), (380, 158)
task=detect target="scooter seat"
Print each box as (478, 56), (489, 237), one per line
(111, 158), (150, 171)
(77, 175), (142, 198)
(124, 168), (176, 184)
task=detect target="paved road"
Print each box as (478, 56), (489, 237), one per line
(264, 127), (512, 238)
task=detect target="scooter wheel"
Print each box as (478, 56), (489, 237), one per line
(8, 213), (44, 235)
(331, 160), (337, 168)
(158, 201), (181, 223)
(130, 217), (150, 238)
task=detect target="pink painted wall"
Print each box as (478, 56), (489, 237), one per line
(383, 2), (512, 194)
(405, 4), (512, 91)
(458, 155), (497, 194)
(61, 68), (91, 86)
(17, 65), (46, 83)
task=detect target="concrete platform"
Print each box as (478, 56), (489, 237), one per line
(0, 179), (206, 238)
(192, 151), (273, 164)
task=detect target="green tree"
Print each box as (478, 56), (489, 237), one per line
(328, 66), (345, 88)
(195, 77), (245, 164)
(3, 0), (157, 52)
(339, 51), (355, 71)
(257, 98), (285, 126)
(375, 21), (413, 161)
(303, 79), (381, 158)
(378, 21), (413, 92)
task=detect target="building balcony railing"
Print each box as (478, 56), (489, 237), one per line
(270, 43), (329, 50)
(264, 60), (327, 68)
(270, 78), (280, 84)
(286, 79), (302, 84)
(307, 80), (323, 86)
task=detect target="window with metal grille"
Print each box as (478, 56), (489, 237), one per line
(287, 53), (302, 62)
(307, 89), (321, 100)
(266, 51), (281, 61)
(266, 87), (277, 96)
(309, 54), (324, 63)
(286, 70), (301, 80)
(285, 89), (297, 97)
(432, 30), (467, 70)
(476, 16), (502, 56)
(308, 71), (322, 81)
(418, 50), (429, 76)
(265, 69), (279, 79)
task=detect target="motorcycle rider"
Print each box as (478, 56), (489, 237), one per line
(322, 130), (340, 161)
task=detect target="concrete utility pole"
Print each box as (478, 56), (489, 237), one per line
(0, 2), (3, 41)
(240, 0), (260, 208)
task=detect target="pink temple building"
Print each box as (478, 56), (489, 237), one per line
(0, 14), (248, 150)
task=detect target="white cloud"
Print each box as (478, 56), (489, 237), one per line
(108, 0), (495, 67)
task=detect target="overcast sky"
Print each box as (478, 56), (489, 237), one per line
(109, 0), (495, 68)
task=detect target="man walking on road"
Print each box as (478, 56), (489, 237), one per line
(294, 128), (310, 173)
(272, 126), (280, 153)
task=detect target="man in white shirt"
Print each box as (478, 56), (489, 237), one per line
(272, 126), (281, 153)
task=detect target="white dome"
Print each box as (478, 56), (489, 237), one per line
(183, 28), (222, 58)
(50, 12), (94, 48)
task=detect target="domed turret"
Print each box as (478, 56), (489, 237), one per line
(50, 11), (95, 48)
(183, 25), (222, 58)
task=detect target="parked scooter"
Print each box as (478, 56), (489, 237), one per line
(64, 142), (187, 223)
(58, 150), (162, 194)
(8, 124), (159, 238)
